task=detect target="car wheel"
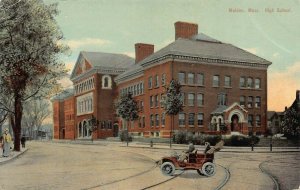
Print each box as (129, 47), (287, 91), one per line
(160, 162), (175, 176)
(201, 162), (216, 177)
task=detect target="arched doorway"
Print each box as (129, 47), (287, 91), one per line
(113, 123), (119, 137)
(231, 114), (239, 131)
(78, 122), (82, 137)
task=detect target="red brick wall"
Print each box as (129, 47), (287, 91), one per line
(64, 96), (75, 139)
(117, 59), (268, 137)
(52, 101), (64, 139)
(95, 73), (116, 138)
(172, 60), (267, 134)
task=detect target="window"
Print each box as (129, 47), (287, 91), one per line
(148, 76), (152, 89)
(137, 84), (140, 95)
(240, 96), (245, 107)
(181, 93), (185, 106)
(140, 83), (144, 94)
(224, 76), (231, 87)
(162, 74), (166, 86)
(178, 72), (185, 84)
(218, 93), (227, 106)
(133, 85), (137, 96)
(188, 113), (195, 126)
(160, 94), (165, 108)
(155, 95), (159, 107)
(255, 78), (261, 89)
(255, 96), (261, 108)
(155, 114), (159, 127)
(150, 96), (153, 107)
(197, 113), (204, 126)
(142, 116), (145, 128)
(188, 73), (194, 85)
(140, 101), (144, 111)
(240, 77), (246, 88)
(256, 115), (261, 126)
(197, 93), (204, 106)
(155, 75), (159, 87)
(197, 73), (204, 86)
(104, 78), (108, 87)
(102, 75), (112, 89)
(248, 96), (253, 108)
(161, 113), (165, 126)
(179, 113), (185, 126)
(213, 75), (220, 87)
(77, 92), (93, 115)
(138, 118), (142, 128)
(248, 114), (253, 126)
(247, 77), (253, 88)
(150, 115), (154, 127)
(188, 93), (195, 106)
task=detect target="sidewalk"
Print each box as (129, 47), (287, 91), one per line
(51, 139), (300, 153)
(0, 148), (28, 165)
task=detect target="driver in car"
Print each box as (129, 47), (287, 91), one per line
(178, 142), (195, 162)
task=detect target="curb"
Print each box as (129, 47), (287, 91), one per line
(0, 148), (29, 165)
(119, 145), (300, 153)
(49, 140), (300, 153)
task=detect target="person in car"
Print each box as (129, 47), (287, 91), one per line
(179, 142), (195, 162)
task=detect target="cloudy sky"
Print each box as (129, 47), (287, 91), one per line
(45, 0), (300, 112)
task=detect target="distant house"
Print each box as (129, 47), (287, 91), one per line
(268, 90), (300, 135)
(267, 111), (284, 134)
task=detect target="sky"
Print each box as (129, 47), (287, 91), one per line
(45, 0), (300, 112)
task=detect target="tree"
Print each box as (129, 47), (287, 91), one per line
(22, 99), (51, 139)
(0, 0), (68, 151)
(281, 107), (300, 139)
(161, 79), (183, 148)
(87, 115), (99, 142)
(116, 93), (139, 146)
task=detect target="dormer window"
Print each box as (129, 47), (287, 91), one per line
(102, 75), (112, 89)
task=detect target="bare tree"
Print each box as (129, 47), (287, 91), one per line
(0, 0), (68, 151)
(22, 99), (51, 139)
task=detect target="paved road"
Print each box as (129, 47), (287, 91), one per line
(0, 141), (299, 190)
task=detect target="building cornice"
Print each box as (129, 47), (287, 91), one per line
(115, 69), (144, 84)
(141, 54), (271, 69)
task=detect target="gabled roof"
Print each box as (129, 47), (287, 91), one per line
(81, 51), (134, 68)
(140, 34), (271, 66)
(70, 51), (134, 80)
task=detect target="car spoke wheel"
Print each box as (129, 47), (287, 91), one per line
(201, 162), (216, 177)
(161, 162), (175, 176)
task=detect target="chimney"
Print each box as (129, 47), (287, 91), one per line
(135, 43), (154, 63)
(175, 21), (198, 40)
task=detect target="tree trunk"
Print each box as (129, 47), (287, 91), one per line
(13, 94), (22, 151)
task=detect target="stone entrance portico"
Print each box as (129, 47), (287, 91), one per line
(210, 102), (249, 135)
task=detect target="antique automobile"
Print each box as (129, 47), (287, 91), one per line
(159, 141), (224, 177)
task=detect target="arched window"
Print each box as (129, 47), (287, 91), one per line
(102, 75), (112, 89)
(104, 77), (109, 87)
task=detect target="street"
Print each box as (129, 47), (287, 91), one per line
(0, 141), (299, 190)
